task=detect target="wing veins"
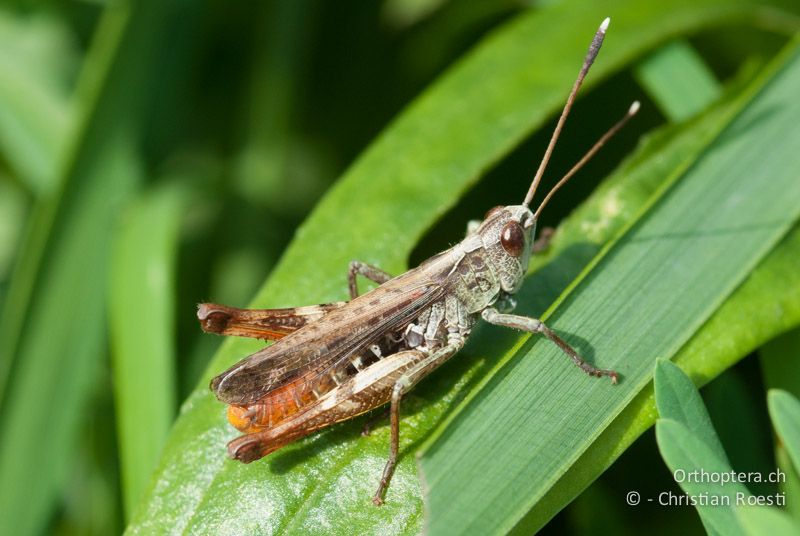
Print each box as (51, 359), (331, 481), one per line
(211, 280), (443, 404)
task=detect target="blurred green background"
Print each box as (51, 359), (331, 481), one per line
(0, 0), (799, 534)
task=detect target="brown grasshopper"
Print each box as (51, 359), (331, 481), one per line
(198, 17), (636, 505)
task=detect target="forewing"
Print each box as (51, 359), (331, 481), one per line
(211, 280), (444, 405)
(210, 280), (444, 405)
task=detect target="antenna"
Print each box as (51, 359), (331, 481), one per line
(533, 101), (640, 220)
(522, 17), (610, 208)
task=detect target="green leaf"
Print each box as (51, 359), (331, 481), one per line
(655, 360), (728, 462)
(0, 11), (75, 193)
(382, 0), (449, 28)
(233, 0), (323, 213)
(762, 332), (800, 520)
(0, 3), (179, 535)
(774, 443), (800, 522)
(522, 76), (743, 313)
(737, 506), (800, 536)
(496, 65), (788, 531)
(635, 40), (722, 122)
(704, 370), (776, 497)
(128, 1), (800, 534)
(653, 356), (795, 536)
(762, 330), (800, 402)
(768, 390), (800, 475)
(518, 221), (800, 534)
(0, 178), (26, 286)
(109, 183), (188, 518)
(654, 360), (745, 534)
(419, 37), (800, 535)
(656, 419), (749, 535)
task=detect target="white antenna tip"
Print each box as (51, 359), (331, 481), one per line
(600, 17), (610, 33)
(628, 101), (641, 115)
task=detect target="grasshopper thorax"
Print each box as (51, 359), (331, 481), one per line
(474, 204), (536, 295)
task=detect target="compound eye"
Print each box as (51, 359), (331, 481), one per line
(500, 221), (525, 257)
(484, 205), (504, 220)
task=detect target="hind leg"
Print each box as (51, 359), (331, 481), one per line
(372, 336), (465, 505)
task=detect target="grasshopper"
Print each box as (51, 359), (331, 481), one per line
(198, 17), (636, 505)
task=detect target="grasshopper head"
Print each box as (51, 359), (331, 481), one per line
(476, 204), (536, 294)
(471, 19), (638, 298)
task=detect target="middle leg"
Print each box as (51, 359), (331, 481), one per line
(348, 260), (392, 299)
(361, 406), (390, 436)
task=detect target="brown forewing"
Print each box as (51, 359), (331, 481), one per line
(209, 272), (447, 406)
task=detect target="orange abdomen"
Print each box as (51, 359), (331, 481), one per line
(227, 375), (319, 433)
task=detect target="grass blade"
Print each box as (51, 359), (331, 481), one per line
(762, 331), (800, 520)
(419, 37), (800, 535)
(517, 219), (800, 533)
(654, 360), (728, 462)
(635, 40), (722, 122)
(768, 390), (800, 473)
(128, 1), (800, 533)
(0, 2), (176, 534)
(655, 361), (744, 534)
(656, 419), (749, 535)
(762, 330), (800, 402)
(0, 11), (74, 193)
(110, 183), (187, 518)
(737, 505), (800, 536)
